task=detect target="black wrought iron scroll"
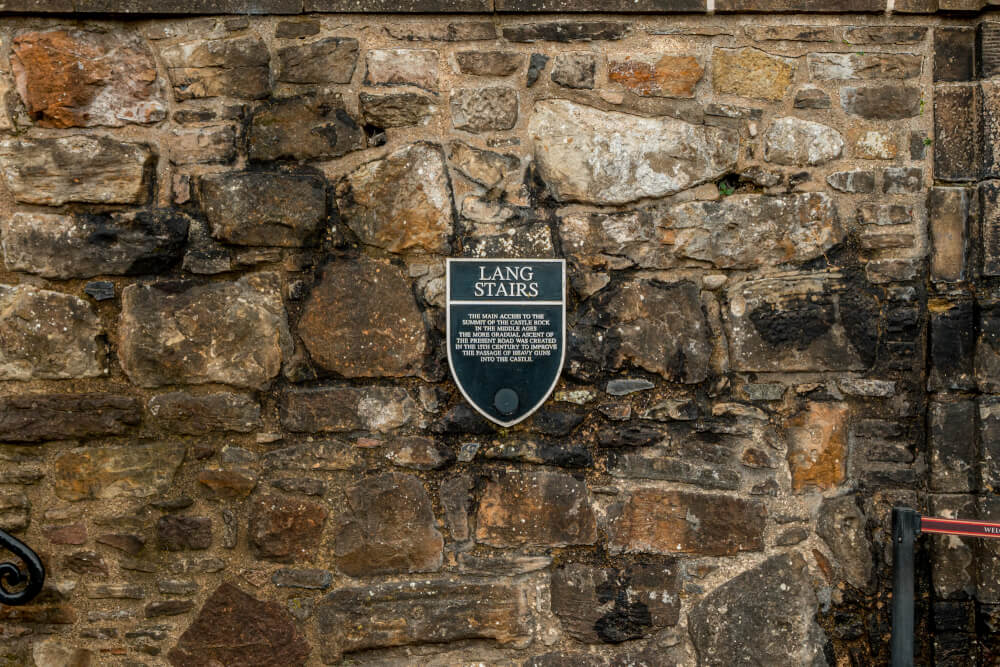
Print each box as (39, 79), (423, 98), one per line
(0, 528), (44, 606)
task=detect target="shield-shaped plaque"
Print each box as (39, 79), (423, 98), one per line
(446, 258), (566, 427)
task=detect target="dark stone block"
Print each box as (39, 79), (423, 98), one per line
(84, 281), (115, 301)
(977, 300), (1000, 392)
(935, 601), (976, 633)
(982, 182), (1000, 276)
(76, 0), (302, 11)
(305, 0), (490, 9)
(0, 393), (140, 443)
(928, 297), (977, 391)
(527, 53), (549, 86)
(716, 0), (885, 10)
(982, 82), (1000, 179)
(841, 84), (922, 120)
(497, 0), (702, 9)
(934, 84), (980, 182)
(929, 399), (977, 492)
(934, 27), (976, 81)
(502, 21), (630, 42)
(980, 22), (1000, 78)
(157, 516), (212, 551)
(928, 186), (969, 283)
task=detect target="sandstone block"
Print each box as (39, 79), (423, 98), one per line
(248, 494), (328, 563)
(119, 273), (291, 389)
(451, 86), (519, 132)
(0, 394), (139, 443)
(168, 124), (236, 165)
(199, 171), (327, 247)
(502, 21), (629, 42)
(550, 52), (596, 89)
(827, 170), (876, 193)
(712, 48), (796, 100)
(475, 469), (597, 547)
(934, 26), (976, 81)
(763, 117), (843, 166)
(298, 257), (427, 378)
(333, 473), (443, 575)
(336, 142), (453, 254)
(930, 399), (977, 492)
(0, 285), (104, 380)
(609, 489), (766, 556)
(786, 401), (849, 493)
(147, 392), (261, 434)
(12, 29), (166, 127)
(929, 297), (976, 391)
(365, 48), (438, 90)
(158, 516), (212, 551)
(529, 100), (738, 205)
(280, 386), (418, 433)
(929, 187), (970, 282)
(456, 50), (523, 76)
(316, 579), (531, 663)
(850, 128), (898, 159)
(277, 37), (358, 83)
(608, 54), (703, 97)
(168, 583), (309, 667)
(160, 35), (269, 99)
(807, 52), (921, 80)
(53, 442), (185, 501)
(0, 135), (153, 205)
(1, 209), (188, 279)
(360, 91), (435, 127)
(841, 84), (922, 119)
(249, 95), (365, 161)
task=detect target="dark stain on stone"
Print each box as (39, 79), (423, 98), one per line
(593, 571), (653, 643)
(749, 295), (835, 349)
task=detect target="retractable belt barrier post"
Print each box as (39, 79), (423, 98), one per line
(891, 507), (1000, 667)
(0, 528), (44, 606)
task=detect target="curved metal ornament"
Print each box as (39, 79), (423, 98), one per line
(0, 528), (44, 606)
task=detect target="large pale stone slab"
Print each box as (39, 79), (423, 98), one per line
(0, 136), (153, 205)
(0, 285), (104, 380)
(529, 100), (738, 205)
(763, 117), (844, 166)
(119, 273), (291, 390)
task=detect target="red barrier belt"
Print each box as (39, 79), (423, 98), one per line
(921, 516), (1000, 539)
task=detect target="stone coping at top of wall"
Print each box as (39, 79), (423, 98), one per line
(4, 0), (1000, 16)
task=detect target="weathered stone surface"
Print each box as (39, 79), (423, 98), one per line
(551, 52), (596, 88)
(689, 553), (826, 667)
(0, 135), (153, 205)
(842, 84), (922, 119)
(249, 95), (365, 161)
(930, 399), (977, 492)
(807, 52), (922, 80)
(609, 489), (765, 556)
(979, 301), (1000, 394)
(198, 470), (258, 499)
(53, 442), (185, 502)
(146, 600), (195, 618)
(929, 297), (976, 391)
(456, 50), (523, 76)
(608, 54), (703, 97)
(449, 141), (519, 188)
(551, 560), (680, 644)
(147, 392), (260, 434)
(883, 167), (922, 193)
(981, 81), (1000, 179)
(934, 84), (979, 182)
(844, 26), (927, 44)
(0, 285), (104, 381)
(169, 124), (237, 164)
(158, 515), (212, 551)
(199, 172), (326, 247)
(32, 640), (93, 667)
(817, 494), (872, 589)
(827, 170), (875, 193)
(12, 29), (166, 127)
(475, 469), (597, 547)
(527, 52), (548, 86)
(334, 473), (443, 575)
(386, 22), (497, 41)
(451, 86), (518, 132)
(277, 37), (358, 83)
(529, 100), (738, 205)
(160, 36), (270, 100)
(745, 25), (835, 41)
(337, 142), (453, 254)
(2, 209), (188, 279)
(248, 494), (328, 563)
(360, 91), (435, 127)
(261, 441), (363, 472)
(725, 272), (880, 372)
(366, 48), (438, 90)
(982, 181), (1000, 277)
(316, 579), (531, 663)
(582, 280), (712, 383)
(786, 401), (849, 493)
(168, 583), (309, 667)
(935, 26), (975, 82)
(280, 386), (417, 433)
(850, 128), (898, 159)
(0, 491), (28, 533)
(386, 436), (455, 470)
(299, 257), (427, 377)
(663, 193), (843, 269)
(0, 393), (138, 443)
(502, 21), (629, 43)
(794, 87), (830, 109)
(763, 117), (843, 166)
(712, 48), (796, 100)
(120, 273), (290, 389)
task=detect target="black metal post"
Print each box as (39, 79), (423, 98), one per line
(0, 528), (44, 606)
(892, 507), (920, 667)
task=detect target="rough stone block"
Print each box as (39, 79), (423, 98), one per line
(980, 22), (1000, 78)
(119, 273), (291, 390)
(456, 50), (523, 76)
(359, 91), (435, 127)
(930, 399), (977, 492)
(928, 187), (969, 282)
(0, 135), (153, 205)
(451, 86), (518, 132)
(935, 27), (976, 81)
(978, 300), (1000, 393)
(168, 124), (236, 165)
(982, 181), (1000, 276)
(787, 402), (849, 493)
(929, 297), (977, 391)
(716, 0), (884, 9)
(841, 84), (921, 119)
(808, 51), (922, 80)
(159, 35), (270, 99)
(982, 82), (1000, 179)
(276, 37), (358, 84)
(248, 95), (365, 161)
(934, 84), (980, 182)
(502, 21), (630, 42)
(306, 0), (490, 9)
(315, 579), (531, 663)
(248, 494), (327, 563)
(930, 494), (977, 599)
(53, 442), (185, 502)
(609, 489), (765, 556)
(365, 48), (438, 90)
(147, 392), (260, 435)
(475, 469), (597, 547)
(980, 396), (1000, 490)
(712, 47), (796, 100)
(0, 394), (139, 443)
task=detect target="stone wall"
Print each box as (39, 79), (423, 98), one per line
(0, 4), (994, 666)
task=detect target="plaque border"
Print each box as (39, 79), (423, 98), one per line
(446, 257), (566, 427)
